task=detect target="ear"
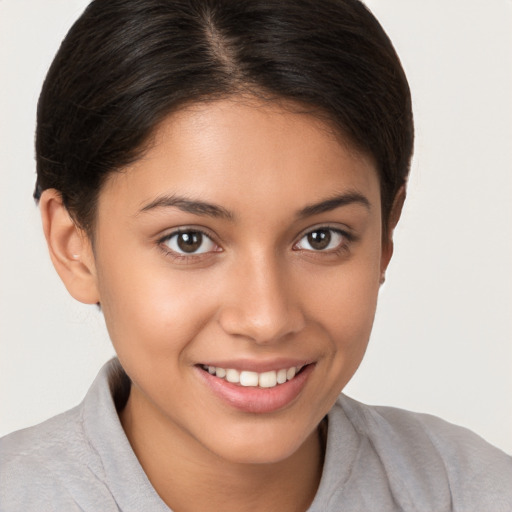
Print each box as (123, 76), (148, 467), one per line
(39, 189), (100, 304)
(380, 185), (406, 280)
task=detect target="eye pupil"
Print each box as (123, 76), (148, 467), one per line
(307, 229), (331, 250)
(177, 232), (202, 253)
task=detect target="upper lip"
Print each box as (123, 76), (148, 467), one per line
(197, 358), (313, 373)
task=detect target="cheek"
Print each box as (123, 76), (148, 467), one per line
(96, 250), (219, 361)
(310, 268), (380, 395)
(300, 246), (382, 393)
(305, 254), (381, 340)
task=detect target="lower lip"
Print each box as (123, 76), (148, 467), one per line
(197, 364), (314, 414)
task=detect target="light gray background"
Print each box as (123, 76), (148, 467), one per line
(1, 0), (511, 453)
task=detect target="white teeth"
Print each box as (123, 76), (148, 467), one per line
(203, 364), (303, 388)
(259, 371), (277, 388)
(277, 368), (287, 384)
(240, 371), (259, 387)
(226, 368), (240, 383)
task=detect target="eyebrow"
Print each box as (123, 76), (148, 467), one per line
(297, 191), (371, 218)
(139, 190), (370, 220)
(139, 194), (233, 220)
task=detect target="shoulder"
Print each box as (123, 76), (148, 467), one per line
(0, 362), (129, 512)
(0, 360), (164, 512)
(0, 406), (117, 511)
(1, 405), (84, 474)
(2, 401), (78, 445)
(1, 408), (78, 509)
(335, 395), (512, 510)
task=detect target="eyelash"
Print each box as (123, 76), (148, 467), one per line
(157, 228), (220, 262)
(157, 225), (355, 262)
(293, 226), (354, 256)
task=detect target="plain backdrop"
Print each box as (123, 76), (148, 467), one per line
(1, 0), (511, 454)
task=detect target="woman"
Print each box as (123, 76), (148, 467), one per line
(1, 1), (511, 510)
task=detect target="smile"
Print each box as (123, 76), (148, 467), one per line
(198, 362), (314, 413)
(200, 365), (303, 388)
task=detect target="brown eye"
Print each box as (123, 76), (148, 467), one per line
(177, 232), (202, 253)
(307, 230), (331, 250)
(295, 228), (346, 252)
(163, 230), (216, 255)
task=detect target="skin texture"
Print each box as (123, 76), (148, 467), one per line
(40, 97), (401, 512)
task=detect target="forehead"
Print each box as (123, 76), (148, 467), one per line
(99, 97), (381, 221)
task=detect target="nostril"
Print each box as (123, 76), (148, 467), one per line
(217, 302), (306, 345)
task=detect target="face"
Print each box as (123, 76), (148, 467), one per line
(90, 97), (387, 465)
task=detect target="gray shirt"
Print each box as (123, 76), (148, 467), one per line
(1, 359), (511, 511)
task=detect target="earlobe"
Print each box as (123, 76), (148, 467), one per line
(39, 189), (100, 304)
(380, 185), (406, 280)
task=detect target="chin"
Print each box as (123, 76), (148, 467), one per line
(201, 420), (318, 466)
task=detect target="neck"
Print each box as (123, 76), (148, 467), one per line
(120, 387), (325, 512)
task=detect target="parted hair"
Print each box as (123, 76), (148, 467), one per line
(34, 0), (413, 235)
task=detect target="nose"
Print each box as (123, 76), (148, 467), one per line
(217, 253), (306, 345)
